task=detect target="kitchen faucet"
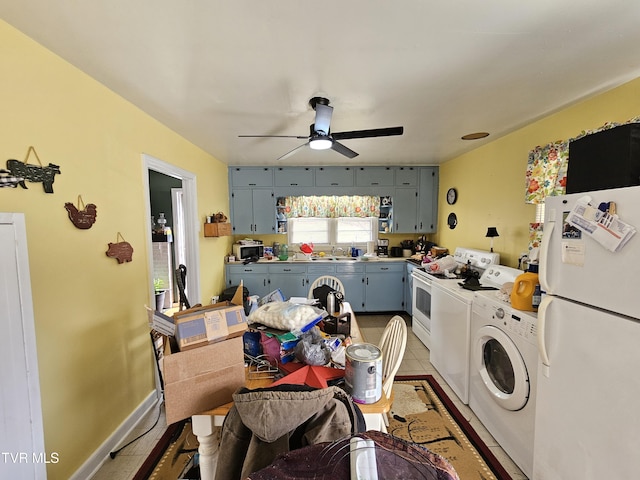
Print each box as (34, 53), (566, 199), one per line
(331, 246), (345, 256)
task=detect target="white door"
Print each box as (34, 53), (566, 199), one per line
(0, 213), (46, 478)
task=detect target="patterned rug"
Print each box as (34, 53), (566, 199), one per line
(388, 375), (511, 480)
(136, 375), (512, 479)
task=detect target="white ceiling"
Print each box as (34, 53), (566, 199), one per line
(2, 1), (640, 166)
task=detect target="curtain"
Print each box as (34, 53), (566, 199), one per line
(282, 195), (380, 218)
(525, 116), (640, 204)
(524, 116), (640, 254)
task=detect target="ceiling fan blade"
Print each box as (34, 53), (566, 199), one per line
(239, 134), (308, 139)
(331, 141), (359, 159)
(277, 142), (309, 161)
(314, 104), (333, 135)
(332, 126), (404, 140)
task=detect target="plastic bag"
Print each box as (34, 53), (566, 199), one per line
(248, 301), (325, 331)
(294, 327), (331, 366)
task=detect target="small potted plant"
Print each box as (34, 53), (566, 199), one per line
(154, 278), (167, 311)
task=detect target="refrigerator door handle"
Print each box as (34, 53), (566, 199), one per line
(537, 295), (552, 378)
(539, 215), (555, 293)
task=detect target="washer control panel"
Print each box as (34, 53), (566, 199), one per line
(472, 292), (538, 345)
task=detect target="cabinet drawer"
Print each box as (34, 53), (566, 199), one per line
(307, 264), (336, 274)
(274, 167), (314, 187)
(228, 264), (269, 274)
(268, 264), (306, 274)
(230, 167), (273, 187)
(336, 263), (365, 273)
(365, 262), (405, 273)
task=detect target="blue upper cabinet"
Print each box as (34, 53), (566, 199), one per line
(230, 167), (273, 187)
(274, 167), (314, 187)
(395, 166), (419, 187)
(355, 167), (394, 187)
(418, 167), (438, 233)
(314, 167), (354, 187)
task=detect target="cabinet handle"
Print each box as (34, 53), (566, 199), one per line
(381, 267), (389, 271)
(249, 183), (256, 186)
(264, 279), (267, 286)
(331, 183), (338, 186)
(290, 183), (298, 186)
(366, 278), (369, 285)
(371, 182), (379, 185)
(284, 268), (291, 272)
(301, 278), (305, 287)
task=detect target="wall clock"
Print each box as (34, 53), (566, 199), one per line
(446, 188), (458, 205)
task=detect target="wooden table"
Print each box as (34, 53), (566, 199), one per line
(191, 302), (391, 480)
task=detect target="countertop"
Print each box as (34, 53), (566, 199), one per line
(226, 256), (411, 265)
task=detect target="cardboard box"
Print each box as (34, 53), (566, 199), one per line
(162, 335), (245, 425)
(174, 304), (248, 351)
(172, 284), (248, 351)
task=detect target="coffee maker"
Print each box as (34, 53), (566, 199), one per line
(377, 239), (389, 257)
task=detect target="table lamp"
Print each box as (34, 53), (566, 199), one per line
(486, 227), (499, 252)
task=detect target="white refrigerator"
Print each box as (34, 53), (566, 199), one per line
(535, 185), (640, 479)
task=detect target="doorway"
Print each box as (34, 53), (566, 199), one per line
(142, 154), (201, 308)
(0, 213), (46, 478)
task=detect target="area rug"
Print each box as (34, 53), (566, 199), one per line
(137, 375), (511, 480)
(388, 375), (511, 480)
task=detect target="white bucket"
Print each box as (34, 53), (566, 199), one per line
(345, 343), (382, 404)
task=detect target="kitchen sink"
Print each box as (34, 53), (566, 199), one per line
(310, 256), (357, 262)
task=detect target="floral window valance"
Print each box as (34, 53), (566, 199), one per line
(525, 116), (640, 204)
(282, 195), (380, 218)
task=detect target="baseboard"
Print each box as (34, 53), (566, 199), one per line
(69, 390), (160, 480)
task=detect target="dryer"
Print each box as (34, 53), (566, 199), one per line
(469, 290), (538, 479)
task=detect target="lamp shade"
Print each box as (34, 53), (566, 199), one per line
(485, 227), (499, 238)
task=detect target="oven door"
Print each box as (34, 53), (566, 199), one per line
(411, 271), (432, 348)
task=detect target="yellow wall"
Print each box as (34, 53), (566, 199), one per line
(0, 20), (231, 479)
(436, 77), (640, 267)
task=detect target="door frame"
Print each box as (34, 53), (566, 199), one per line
(0, 213), (46, 478)
(142, 154), (201, 306)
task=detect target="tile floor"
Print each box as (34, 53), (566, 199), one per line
(91, 313), (528, 480)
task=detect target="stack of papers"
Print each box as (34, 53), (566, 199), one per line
(567, 195), (636, 252)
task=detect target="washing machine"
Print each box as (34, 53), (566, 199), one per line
(469, 290), (538, 479)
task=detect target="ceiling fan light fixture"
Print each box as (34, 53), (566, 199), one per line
(309, 137), (333, 150)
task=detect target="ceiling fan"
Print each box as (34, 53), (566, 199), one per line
(239, 97), (404, 161)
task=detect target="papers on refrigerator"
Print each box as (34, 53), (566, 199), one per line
(566, 195), (636, 252)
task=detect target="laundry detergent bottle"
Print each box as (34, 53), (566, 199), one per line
(511, 271), (539, 311)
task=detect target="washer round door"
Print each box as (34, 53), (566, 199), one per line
(473, 325), (530, 411)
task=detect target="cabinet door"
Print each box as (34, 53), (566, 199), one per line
(230, 189), (254, 234)
(230, 167), (273, 187)
(226, 265), (270, 297)
(364, 263), (405, 312)
(395, 167), (418, 186)
(405, 262), (416, 315)
(339, 273), (365, 312)
(274, 167), (314, 187)
(252, 189), (276, 234)
(230, 189), (274, 234)
(268, 265), (307, 299)
(314, 167), (354, 187)
(355, 167), (394, 186)
(393, 188), (418, 233)
(418, 167), (439, 233)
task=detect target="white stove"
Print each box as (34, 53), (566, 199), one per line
(410, 248), (499, 351)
